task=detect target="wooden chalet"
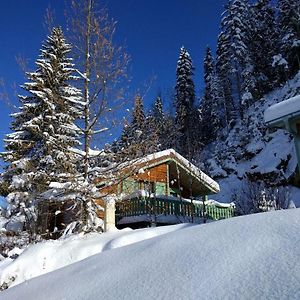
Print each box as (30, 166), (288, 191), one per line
(98, 149), (235, 230)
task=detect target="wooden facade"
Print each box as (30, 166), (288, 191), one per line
(97, 149), (234, 229)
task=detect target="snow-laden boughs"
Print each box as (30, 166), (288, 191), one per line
(113, 95), (161, 160)
(220, 0), (253, 116)
(200, 47), (223, 143)
(249, 0), (279, 95)
(175, 47), (197, 158)
(1, 27), (84, 237)
(278, 0), (300, 77)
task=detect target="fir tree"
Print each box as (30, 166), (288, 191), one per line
(278, 0), (300, 77)
(1, 27), (83, 236)
(115, 95), (150, 159)
(132, 95), (145, 131)
(216, 31), (234, 127)
(201, 47), (222, 143)
(175, 47), (196, 157)
(220, 0), (253, 114)
(249, 0), (280, 94)
(150, 96), (165, 148)
(152, 96), (164, 123)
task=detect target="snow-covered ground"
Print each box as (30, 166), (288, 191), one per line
(1, 209), (300, 299)
(205, 72), (300, 208)
(0, 224), (191, 289)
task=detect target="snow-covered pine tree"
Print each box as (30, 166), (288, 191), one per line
(150, 96), (175, 150)
(200, 47), (222, 144)
(249, 0), (280, 94)
(152, 96), (164, 124)
(175, 47), (196, 157)
(220, 0), (253, 115)
(132, 95), (146, 130)
(216, 31), (234, 128)
(278, 0), (300, 77)
(114, 95), (149, 160)
(149, 96), (165, 148)
(1, 27), (83, 238)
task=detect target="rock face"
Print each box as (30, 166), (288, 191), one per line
(199, 72), (300, 209)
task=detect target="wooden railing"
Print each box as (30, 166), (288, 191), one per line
(116, 197), (235, 222)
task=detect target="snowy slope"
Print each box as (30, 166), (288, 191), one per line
(0, 224), (191, 288)
(204, 71), (300, 208)
(2, 209), (300, 299)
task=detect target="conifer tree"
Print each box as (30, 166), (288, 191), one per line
(278, 0), (300, 77)
(250, 0), (279, 94)
(216, 32), (233, 127)
(152, 96), (164, 123)
(150, 96), (165, 147)
(201, 47), (222, 143)
(1, 27), (83, 236)
(175, 47), (196, 157)
(220, 0), (253, 114)
(115, 95), (148, 160)
(132, 95), (145, 131)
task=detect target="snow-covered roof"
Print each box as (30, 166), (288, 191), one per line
(117, 149), (220, 194)
(264, 94), (300, 127)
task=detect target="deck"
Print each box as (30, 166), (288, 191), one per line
(116, 196), (235, 228)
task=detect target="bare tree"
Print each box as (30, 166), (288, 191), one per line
(233, 179), (291, 215)
(65, 0), (130, 228)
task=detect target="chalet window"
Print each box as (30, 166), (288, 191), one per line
(139, 180), (155, 193)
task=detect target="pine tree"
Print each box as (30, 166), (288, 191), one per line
(150, 96), (165, 148)
(175, 46), (196, 157)
(220, 0), (253, 114)
(115, 95), (148, 160)
(216, 32), (234, 127)
(152, 96), (164, 123)
(132, 95), (145, 131)
(278, 0), (300, 77)
(1, 27), (83, 237)
(249, 0), (280, 94)
(200, 47), (222, 143)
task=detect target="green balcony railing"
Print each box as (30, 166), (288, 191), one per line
(116, 197), (235, 222)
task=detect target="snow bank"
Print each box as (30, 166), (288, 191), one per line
(0, 224), (191, 288)
(2, 209), (300, 299)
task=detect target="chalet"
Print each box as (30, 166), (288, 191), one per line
(98, 149), (235, 230)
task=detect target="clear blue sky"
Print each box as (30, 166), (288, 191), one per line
(0, 0), (227, 153)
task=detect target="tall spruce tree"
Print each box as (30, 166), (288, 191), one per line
(200, 47), (222, 144)
(278, 0), (300, 77)
(220, 0), (253, 115)
(115, 95), (150, 160)
(249, 0), (279, 94)
(175, 47), (196, 157)
(1, 27), (83, 236)
(150, 96), (165, 148)
(216, 31), (233, 127)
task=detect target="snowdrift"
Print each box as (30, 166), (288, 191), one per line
(2, 209), (300, 299)
(0, 224), (191, 288)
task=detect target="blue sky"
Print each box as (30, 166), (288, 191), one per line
(0, 0), (228, 153)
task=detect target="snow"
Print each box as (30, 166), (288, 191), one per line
(0, 224), (190, 289)
(206, 72), (300, 207)
(1, 209), (300, 299)
(264, 94), (300, 126)
(69, 147), (103, 157)
(272, 54), (288, 68)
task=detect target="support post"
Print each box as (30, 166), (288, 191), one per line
(202, 195), (208, 224)
(104, 199), (116, 232)
(285, 118), (300, 174)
